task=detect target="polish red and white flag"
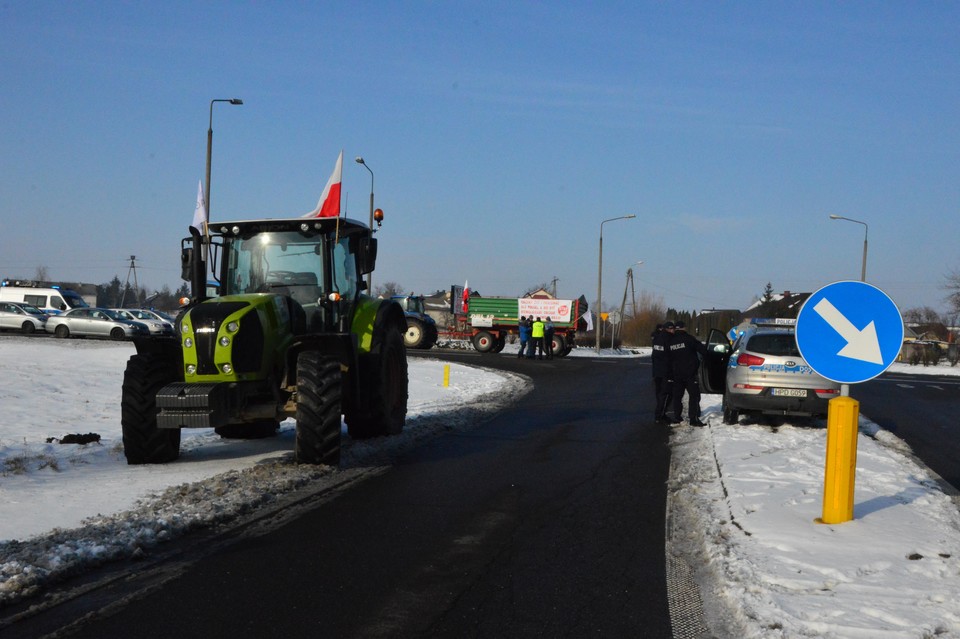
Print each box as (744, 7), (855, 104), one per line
(304, 150), (343, 218)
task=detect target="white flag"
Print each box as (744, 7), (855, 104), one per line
(583, 310), (594, 332)
(192, 179), (207, 234)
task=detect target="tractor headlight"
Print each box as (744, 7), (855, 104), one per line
(219, 336), (230, 347)
(221, 363), (233, 374)
(186, 364), (196, 375)
(181, 323), (190, 334)
(226, 321), (239, 333)
(184, 337), (193, 348)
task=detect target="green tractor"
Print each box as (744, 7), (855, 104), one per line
(121, 213), (408, 466)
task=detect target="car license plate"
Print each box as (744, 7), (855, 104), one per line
(771, 388), (807, 398)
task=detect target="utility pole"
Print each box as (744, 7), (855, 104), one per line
(550, 276), (559, 297)
(120, 255), (140, 307)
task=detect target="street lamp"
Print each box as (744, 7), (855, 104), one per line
(829, 215), (868, 281)
(596, 215), (637, 353)
(355, 156), (375, 291)
(205, 98), (243, 221)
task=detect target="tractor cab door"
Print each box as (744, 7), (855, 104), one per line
(700, 328), (731, 394)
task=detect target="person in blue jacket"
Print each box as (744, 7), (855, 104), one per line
(518, 316), (531, 358)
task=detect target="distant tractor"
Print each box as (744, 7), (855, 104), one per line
(121, 213), (408, 466)
(393, 294), (438, 349)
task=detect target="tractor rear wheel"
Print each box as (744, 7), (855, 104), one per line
(295, 351), (342, 465)
(347, 327), (408, 438)
(122, 354), (181, 464)
(425, 323), (438, 349)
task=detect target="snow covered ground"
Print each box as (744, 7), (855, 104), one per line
(3, 337), (960, 637)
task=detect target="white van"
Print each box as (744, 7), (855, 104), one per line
(0, 285), (89, 314)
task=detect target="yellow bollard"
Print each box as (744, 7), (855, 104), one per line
(443, 364), (450, 388)
(819, 395), (860, 524)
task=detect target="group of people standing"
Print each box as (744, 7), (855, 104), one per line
(651, 320), (708, 426)
(518, 316), (555, 359)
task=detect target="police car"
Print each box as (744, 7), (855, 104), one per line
(700, 318), (841, 424)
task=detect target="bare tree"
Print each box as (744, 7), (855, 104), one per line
(944, 268), (960, 317)
(34, 265), (49, 281)
(373, 281), (405, 299)
(902, 307), (943, 325)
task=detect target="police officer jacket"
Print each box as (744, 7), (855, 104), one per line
(651, 330), (671, 377)
(668, 331), (708, 379)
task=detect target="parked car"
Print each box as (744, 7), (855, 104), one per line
(0, 301), (48, 334)
(700, 318), (841, 424)
(45, 307), (150, 340)
(110, 308), (175, 336)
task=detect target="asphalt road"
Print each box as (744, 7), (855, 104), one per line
(34, 350), (674, 638)
(852, 370), (960, 490)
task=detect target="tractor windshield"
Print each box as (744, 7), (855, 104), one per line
(221, 231), (359, 303)
(222, 231), (326, 297)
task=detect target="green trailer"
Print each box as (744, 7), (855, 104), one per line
(460, 295), (588, 356)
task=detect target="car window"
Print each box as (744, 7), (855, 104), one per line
(746, 333), (800, 357)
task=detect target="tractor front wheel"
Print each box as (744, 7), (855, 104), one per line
(122, 354), (181, 464)
(295, 351), (342, 465)
(403, 318), (427, 349)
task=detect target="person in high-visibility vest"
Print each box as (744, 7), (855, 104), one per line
(531, 317), (545, 360)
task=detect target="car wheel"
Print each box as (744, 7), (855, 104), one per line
(21, 321), (35, 335)
(55, 324), (70, 339)
(722, 394), (739, 425)
(110, 327), (126, 340)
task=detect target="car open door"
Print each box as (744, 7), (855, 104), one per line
(699, 328), (731, 394)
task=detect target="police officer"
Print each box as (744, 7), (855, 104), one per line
(543, 317), (555, 359)
(667, 320), (708, 426)
(651, 322), (673, 422)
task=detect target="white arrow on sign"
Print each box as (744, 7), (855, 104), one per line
(812, 298), (883, 364)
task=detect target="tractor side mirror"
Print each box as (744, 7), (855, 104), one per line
(358, 237), (378, 275)
(181, 246), (194, 281)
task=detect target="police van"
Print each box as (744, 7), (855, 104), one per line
(0, 282), (89, 314)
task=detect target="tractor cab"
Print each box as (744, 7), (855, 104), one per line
(211, 219), (375, 334)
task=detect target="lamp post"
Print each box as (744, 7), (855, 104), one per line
(355, 156), (374, 291)
(204, 98), (243, 221)
(829, 215), (868, 281)
(596, 215), (637, 353)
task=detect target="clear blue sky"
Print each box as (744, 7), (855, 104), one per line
(2, 2), (957, 315)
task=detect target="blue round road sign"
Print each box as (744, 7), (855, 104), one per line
(796, 281), (903, 384)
